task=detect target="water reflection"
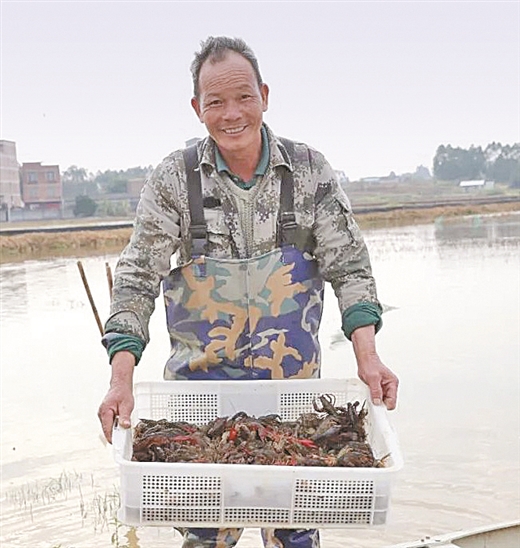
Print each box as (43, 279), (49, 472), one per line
(434, 212), (520, 246)
(0, 259), (93, 322)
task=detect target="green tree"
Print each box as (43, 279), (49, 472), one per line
(490, 156), (519, 185)
(433, 144), (485, 181)
(73, 195), (97, 217)
(485, 143), (520, 186)
(94, 166), (152, 194)
(62, 165), (89, 184)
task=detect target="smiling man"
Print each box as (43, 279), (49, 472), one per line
(98, 36), (398, 548)
(191, 49), (269, 182)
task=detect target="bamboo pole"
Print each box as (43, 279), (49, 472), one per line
(77, 260), (104, 336)
(105, 262), (113, 298)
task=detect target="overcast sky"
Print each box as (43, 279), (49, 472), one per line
(1, 1), (519, 180)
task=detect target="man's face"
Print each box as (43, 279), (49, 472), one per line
(191, 51), (269, 158)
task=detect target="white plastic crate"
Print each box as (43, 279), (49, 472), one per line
(113, 378), (403, 528)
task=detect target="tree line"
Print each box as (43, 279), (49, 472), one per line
(433, 142), (519, 186)
(63, 166), (153, 217)
(62, 165), (153, 194)
(65, 142), (520, 191)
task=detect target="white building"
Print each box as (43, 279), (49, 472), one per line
(459, 179), (495, 190)
(0, 140), (23, 208)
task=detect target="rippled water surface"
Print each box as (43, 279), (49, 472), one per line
(1, 213), (519, 548)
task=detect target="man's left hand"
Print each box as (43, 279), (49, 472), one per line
(356, 353), (398, 410)
(350, 324), (399, 410)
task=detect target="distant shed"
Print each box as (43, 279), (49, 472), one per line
(459, 180), (495, 190)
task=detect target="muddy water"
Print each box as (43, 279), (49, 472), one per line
(1, 213), (519, 548)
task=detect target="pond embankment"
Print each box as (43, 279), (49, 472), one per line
(1, 200), (519, 263)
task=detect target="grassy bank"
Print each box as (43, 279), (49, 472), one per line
(1, 201), (519, 264)
(0, 228), (132, 263)
(355, 200), (520, 229)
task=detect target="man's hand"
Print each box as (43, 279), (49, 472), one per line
(98, 351), (135, 443)
(351, 325), (398, 410)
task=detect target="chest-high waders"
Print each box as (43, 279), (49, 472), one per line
(163, 140), (322, 548)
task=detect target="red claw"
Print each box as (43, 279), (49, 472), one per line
(296, 438), (318, 449)
(228, 427), (238, 441)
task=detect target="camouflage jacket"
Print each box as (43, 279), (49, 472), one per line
(105, 124), (381, 344)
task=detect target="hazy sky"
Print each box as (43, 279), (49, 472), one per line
(1, 1), (519, 180)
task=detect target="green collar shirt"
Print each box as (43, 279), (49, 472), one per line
(214, 125), (270, 189)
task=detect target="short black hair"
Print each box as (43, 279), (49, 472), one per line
(190, 36), (263, 97)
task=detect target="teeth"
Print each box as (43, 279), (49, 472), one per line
(223, 127), (245, 134)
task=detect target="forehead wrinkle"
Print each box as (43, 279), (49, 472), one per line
(201, 71), (256, 93)
(204, 85), (257, 101)
(199, 58), (259, 98)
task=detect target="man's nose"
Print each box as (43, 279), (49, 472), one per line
(222, 100), (241, 120)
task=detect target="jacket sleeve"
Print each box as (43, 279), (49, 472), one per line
(310, 149), (383, 337)
(103, 159), (183, 346)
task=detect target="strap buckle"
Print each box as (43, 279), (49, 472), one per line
(279, 212), (297, 245)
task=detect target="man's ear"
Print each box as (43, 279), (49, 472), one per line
(260, 83), (269, 112)
(191, 97), (203, 122)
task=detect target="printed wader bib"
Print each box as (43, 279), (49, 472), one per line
(163, 245), (323, 381)
(163, 142), (322, 548)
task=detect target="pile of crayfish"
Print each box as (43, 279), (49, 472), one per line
(132, 394), (387, 468)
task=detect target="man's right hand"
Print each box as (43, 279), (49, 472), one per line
(98, 351), (135, 444)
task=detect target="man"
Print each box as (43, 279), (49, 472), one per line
(98, 36), (398, 548)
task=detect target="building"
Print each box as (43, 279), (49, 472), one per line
(0, 140), (23, 208)
(359, 177), (382, 184)
(459, 179), (495, 191)
(20, 162), (62, 209)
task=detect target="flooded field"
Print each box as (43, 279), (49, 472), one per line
(1, 212), (519, 548)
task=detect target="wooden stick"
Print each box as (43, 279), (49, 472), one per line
(105, 262), (113, 298)
(77, 260), (104, 336)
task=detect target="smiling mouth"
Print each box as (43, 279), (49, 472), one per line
(222, 126), (246, 135)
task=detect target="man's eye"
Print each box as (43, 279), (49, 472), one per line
(241, 94), (252, 100)
(208, 100), (222, 107)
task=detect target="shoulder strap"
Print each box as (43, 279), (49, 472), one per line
(278, 137), (316, 252)
(277, 138), (297, 247)
(183, 144), (206, 256)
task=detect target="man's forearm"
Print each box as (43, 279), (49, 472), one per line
(98, 351), (136, 441)
(110, 351), (135, 388)
(350, 324), (377, 362)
